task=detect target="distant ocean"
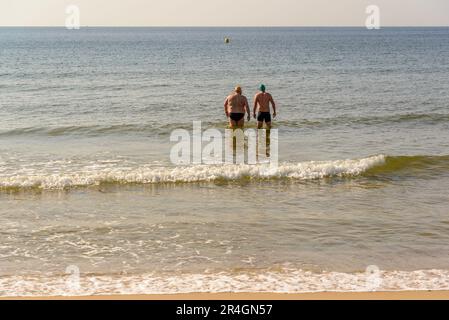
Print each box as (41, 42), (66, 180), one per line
(1, 27), (449, 296)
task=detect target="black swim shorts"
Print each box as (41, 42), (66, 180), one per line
(230, 113), (245, 122)
(257, 112), (272, 123)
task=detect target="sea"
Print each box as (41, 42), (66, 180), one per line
(1, 27), (449, 296)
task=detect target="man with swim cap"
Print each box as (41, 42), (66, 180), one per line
(224, 86), (251, 129)
(253, 84), (276, 129)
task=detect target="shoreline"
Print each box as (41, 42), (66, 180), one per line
(2, 291), (449, 300)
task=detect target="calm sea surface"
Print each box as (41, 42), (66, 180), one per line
(1, 27), (449, 295)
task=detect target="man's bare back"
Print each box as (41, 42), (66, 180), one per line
(254, 92), (274, 113)
(224, 86), (250, 129)
(225, 92), (249, 114)
(253, 85), (276, 129)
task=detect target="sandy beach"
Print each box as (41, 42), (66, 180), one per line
(2, 291), (449, 300)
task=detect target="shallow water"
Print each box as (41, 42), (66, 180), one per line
(1, 27), (449, 295)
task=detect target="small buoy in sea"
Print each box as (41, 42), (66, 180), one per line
(224, 37), (230, 44)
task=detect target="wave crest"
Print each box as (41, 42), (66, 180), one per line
(2, 269), (449, 296)
(0, 155), (386, 190)
(2, 155), (448, 191)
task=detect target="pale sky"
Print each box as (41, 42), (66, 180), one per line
(1, 0), (449, 27)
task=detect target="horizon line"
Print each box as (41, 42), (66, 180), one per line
(1, 25), (449, 28)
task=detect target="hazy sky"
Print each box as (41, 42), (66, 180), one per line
(1, 0), (449, 26)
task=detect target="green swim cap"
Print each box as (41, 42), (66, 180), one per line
(259, 84), (266, 92)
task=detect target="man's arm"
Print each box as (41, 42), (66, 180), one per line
(245, 97), (251, 121)
(253, 95), (258, 119)
(224, 98), (229, 117)
(270, 94), (277, 118)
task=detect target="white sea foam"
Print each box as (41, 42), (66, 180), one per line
(0, 155), (386, 189)
(1, 268), (449, 297)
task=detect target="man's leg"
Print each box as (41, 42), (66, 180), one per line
(230, 119), (244, 158)
(237, 118), (245, 129)
(229, 119), (237, 129)
(228, 119), (238, 157)
(265, 122), (272, 157)
(256, 121), (265, 159)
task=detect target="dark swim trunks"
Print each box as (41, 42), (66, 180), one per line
(257, 112), (272, 123)
(230, 113), (245, 122)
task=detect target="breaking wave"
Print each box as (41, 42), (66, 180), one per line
(0, 155), (385, 190)
(1, 268), (449, 297)
(1, 155), (448, 190)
